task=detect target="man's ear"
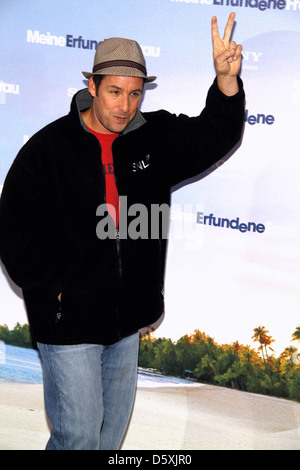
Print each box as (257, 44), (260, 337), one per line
(88, 77), (96, 97)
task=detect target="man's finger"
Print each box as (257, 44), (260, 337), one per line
(232, 44), (242, 59)
(211, 16), (220, 43)
(223, 12), (236, 44)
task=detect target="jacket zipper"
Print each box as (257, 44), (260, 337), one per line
(112, 138), (122, 280)
(92, 136), (122, 281)
(115, 228), (122, 279)
(85, 134), (123, 282)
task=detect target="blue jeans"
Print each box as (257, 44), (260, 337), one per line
(37, 332), (139, 450)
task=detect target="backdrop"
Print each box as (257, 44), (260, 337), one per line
(0, 0), (299, 357)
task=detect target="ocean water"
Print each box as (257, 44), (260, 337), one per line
(0, 343), (43, 384)
(0, 343), (199, 387)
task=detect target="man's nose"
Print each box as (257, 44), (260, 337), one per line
(119, 95), (129, 113)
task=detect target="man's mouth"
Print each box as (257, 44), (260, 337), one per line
(114, 115), (127, 122)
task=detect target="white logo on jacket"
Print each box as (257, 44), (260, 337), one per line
(132, 154), (150, 172)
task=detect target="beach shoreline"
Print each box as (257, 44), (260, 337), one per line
(0, 381), (299, 450)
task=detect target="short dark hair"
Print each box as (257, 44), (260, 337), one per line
(92, 75), (104, 96)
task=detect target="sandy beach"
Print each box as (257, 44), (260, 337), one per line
(0, 381), (299, 450)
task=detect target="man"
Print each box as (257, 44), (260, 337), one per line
(0, 13), (244, 449)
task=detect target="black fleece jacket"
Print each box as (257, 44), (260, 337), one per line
(0, 77), (245, 345)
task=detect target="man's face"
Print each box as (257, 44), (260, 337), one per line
(88, 75), (144, 134)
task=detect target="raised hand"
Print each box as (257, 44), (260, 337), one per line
(211, 12), (242, 95)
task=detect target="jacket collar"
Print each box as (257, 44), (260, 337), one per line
(73, 88), (146, 135)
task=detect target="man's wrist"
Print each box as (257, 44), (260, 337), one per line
(217, 75), (239, 97)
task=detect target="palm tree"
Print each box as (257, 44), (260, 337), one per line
(189, 329), (208, 343)
(241, 345), (260, 365)
(252, 325), (274, 363)
(291, 326), (300, 365)
(280, 346), (297, 362)
(280, 346), (299, 368)
(292, 326), (300, 342)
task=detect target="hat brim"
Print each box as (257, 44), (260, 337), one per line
(82, 67), (156, 83)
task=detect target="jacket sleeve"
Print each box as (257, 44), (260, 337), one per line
(0, 157), (62, 297)
(167, 76), (245, 187)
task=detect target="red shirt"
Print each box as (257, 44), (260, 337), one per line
(88, 127), (119, 228)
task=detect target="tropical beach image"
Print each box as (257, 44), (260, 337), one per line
(0, 323), (299, 450)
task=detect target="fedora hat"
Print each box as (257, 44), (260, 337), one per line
(82, 37), (156, 82)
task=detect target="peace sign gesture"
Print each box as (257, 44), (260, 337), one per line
(211, 13), (242, 95)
